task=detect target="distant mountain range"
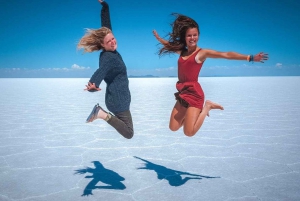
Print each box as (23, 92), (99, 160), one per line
(128, 75), (159, 78)
(128, 75), (179, 78)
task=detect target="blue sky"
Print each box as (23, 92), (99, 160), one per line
(0, 0), (299, 78)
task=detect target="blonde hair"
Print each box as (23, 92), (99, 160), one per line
(77, 27), (112, 53)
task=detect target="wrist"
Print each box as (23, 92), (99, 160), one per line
(247, 55), (254, 62)
(101, 1), (108, 6)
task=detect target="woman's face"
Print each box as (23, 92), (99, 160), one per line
(185, 27), (199, 48)
(102, 32), (117, 51)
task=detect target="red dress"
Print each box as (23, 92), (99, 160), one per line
(175, 48), (204, 109)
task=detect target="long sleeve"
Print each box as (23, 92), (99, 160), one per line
(89, 51), (131, 114)
(89, 68), (105, 88)
(100, 1), (112, 30)
(89, 53), (110, 88)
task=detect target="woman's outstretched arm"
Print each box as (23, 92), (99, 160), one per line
(153, 30), (181, 55)
(200, 49), (269, 63)
(98, 0), (112, 30)
(153, 30), (168, 45)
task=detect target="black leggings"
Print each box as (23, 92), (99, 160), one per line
(107, 110), (134, 139)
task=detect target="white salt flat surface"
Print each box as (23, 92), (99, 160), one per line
(0, 77), (300, 201)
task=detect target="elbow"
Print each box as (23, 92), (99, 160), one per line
(223, 52), (232, 59)
(225, 52), (239, 60)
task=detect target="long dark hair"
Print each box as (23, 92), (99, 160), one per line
(158, 13), (199, 56)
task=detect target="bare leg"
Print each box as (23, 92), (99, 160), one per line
(169, 101), (187, 131)
(97, 109), (108, 120)
(183, 100), (224, 137)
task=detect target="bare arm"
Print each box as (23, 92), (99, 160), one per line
(152, 30), (169, 46)
(153, 30), (181, 55)
(200, 49), (268, 63)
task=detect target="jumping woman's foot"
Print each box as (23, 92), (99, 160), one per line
(205, 100), (224, 117)
(86, 103), (108, 123)
(97, 107), (108, 120)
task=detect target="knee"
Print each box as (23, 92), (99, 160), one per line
(169, 125), (179, 132)
(115, 183), (126, 190)
(124, 131), (134, 139)
(183, 129), (196, 137)
(126, 134), (133, 139)
(119, 184), (126, 190)
(169, 121), (182, 132)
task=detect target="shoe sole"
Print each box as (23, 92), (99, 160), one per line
(86, 104), (99, 123)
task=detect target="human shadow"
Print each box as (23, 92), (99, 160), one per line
(134, 156), (220, 186)
(74, 161), (126, 196)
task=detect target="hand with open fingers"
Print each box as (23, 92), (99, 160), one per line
(254, 52), (269, 63)
(153, 30), (161, 40)
(84, 82), (101, 92)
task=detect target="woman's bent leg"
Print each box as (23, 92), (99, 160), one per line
(169, 101), (187, 131)
(107, 110), (134, 139)
(184, 100), (224, 137)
